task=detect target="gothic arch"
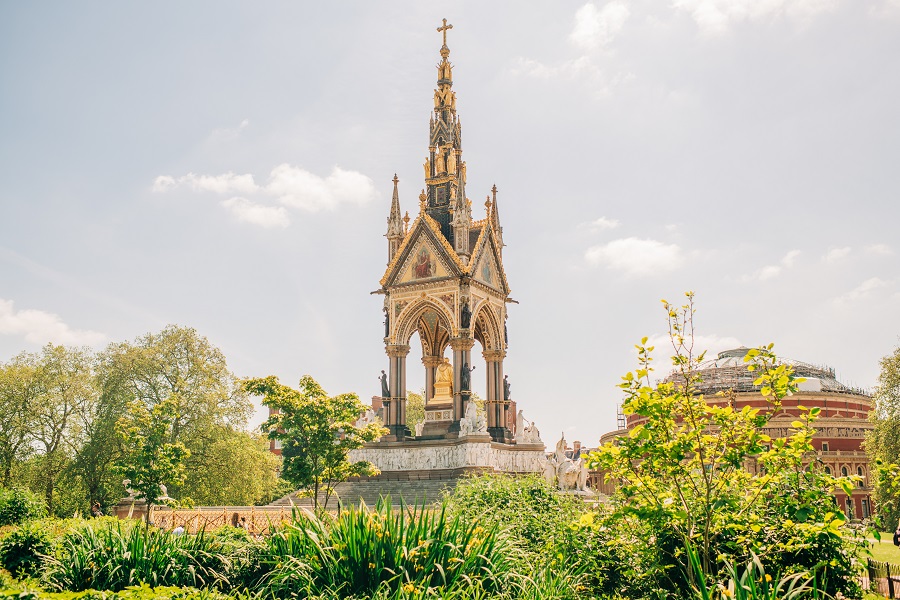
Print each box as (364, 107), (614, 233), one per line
(472, 300), (503, 352)
(396, 298), (455, 354)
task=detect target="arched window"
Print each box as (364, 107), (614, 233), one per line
(824, 466), (832, 475)
(841, 466), (849, 478)
(857, 466), (864, 487)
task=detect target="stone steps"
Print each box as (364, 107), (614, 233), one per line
(269, 477), (460, 508)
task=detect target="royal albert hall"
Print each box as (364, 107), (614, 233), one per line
(597, 347), (874, 519)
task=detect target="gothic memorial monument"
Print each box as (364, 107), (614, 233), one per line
(349, 20), (547, 478)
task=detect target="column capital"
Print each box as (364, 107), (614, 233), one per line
(449, 337), (475, 352)
(482, 349), (506, 362)
(385, 344), (411, 358)
(422, 355), (444, 367)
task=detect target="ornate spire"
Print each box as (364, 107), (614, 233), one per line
(490, 184), (504, 252)
(386, 174), (404, 262)
(425, 19), (466, 246)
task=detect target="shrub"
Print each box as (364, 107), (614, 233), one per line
(43, 521), (229, 592)
(0, 520), (55, 578)
(0, 488), (46, 527)
(443, 474), (583, 557)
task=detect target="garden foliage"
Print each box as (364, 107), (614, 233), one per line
(587, 294), (867, 598)
(0, 488), (46, 527)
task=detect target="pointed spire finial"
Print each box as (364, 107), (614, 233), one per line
(419, 189), (427, 213)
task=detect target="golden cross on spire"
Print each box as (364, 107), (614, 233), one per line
(437, 18), (453, 46)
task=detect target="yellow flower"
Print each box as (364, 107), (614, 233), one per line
(765, 574), (772, 583)
(402, 583), (416, 593)
(368, 562), (376, 569)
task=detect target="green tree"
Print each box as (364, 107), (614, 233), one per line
(868, 344), (900, 529)
(246, 375), (386, 509)
(29, 345), (95, 514)
(116, 396), (190, 523)
(180, 427), (282, 506)
(0, 357), (40, 485)
(98, 325), (253, 504)
(588, 293), (863, 596)
(406, 390), (424, 431)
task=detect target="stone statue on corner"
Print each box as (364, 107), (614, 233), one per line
(379, 370), (390, 398)
(459, 399), (487, 436)
(460, 300), (471, 329)
(460, 361), (475, 392)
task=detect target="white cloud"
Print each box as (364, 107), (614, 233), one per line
(0, 299), (106, 346)
(153, 164), (378, 223)
(512, 56), (598, 79)
(741, 249), (800, 281)
(153, 163), (377, 220)
(152, 175), (176, 193)
(268, 165), (377, 212)
(182, 172), (259, 195)
(823, 247), (851, 263)
(154, 172), (259, 195)
(865, 243), (894, 256)
(581, 216), (620, 231)
(570, 1), (631, 50)
(222, 197), (290, 228)
(835, 277), (890, 304)
(585, 237), (684, 276)
(672, 0), (839, 35)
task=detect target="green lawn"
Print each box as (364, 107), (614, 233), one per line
(868, 535), (900, 564)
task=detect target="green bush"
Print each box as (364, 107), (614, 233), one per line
(0, 520), (55, 578)
(443, 474), (583, 557)
(43, 522), (229, 592)
(0, 488), (46, 527)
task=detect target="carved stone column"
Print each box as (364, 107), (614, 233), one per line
(449, 337), (475, 427)
(483, 349), (509, 443)
(422, 355), (443, 406)
(385, 344), (411, 439)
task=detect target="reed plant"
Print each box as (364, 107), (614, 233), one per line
(42, 521), (230, 592)
(258, 498), (515, 599)
(686, 542), (815, 600)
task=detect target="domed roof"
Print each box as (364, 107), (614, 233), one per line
(667, 347), (869, 396)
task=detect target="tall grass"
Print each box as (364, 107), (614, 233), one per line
(686, 541), (815, 600)
(43, 521), (230, 592)
(259, 498), (515, 599)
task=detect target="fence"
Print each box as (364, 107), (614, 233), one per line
(868, 559), (900, 599)
(149, 506), (305, 535)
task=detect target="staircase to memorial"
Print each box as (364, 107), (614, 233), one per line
(268, 469), (478, 508)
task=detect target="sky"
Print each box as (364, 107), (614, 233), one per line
(1, 1), (899, 446)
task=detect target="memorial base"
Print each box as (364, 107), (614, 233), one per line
(349, 436), (547, 475)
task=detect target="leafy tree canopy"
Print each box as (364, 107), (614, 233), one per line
(247, 375), (386, 509)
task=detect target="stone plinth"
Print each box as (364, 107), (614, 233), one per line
(350, 436), (547, 475)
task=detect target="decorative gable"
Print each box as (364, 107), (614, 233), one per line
(397, 238), (451, 284)
(469, 226), (509, 294)
(381, 214), (463, 288)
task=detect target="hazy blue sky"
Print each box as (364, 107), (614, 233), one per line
(2, 1), (899, 445)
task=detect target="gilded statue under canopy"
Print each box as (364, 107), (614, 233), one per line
(434, 148), (446, 174)
(433, 357), (453, 402)
(447, 147), (457, 174)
